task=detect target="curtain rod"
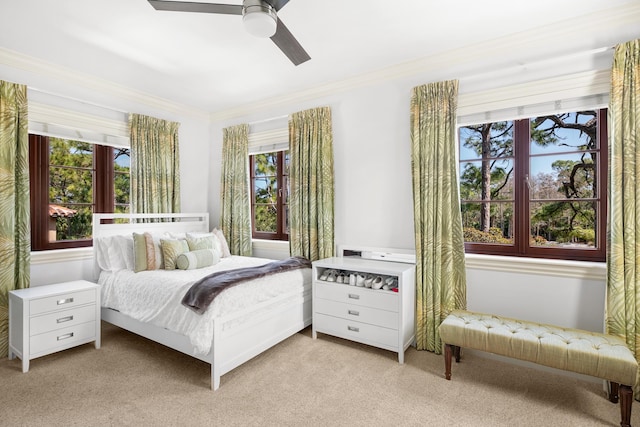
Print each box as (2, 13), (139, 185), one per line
(27, 86), (129, 115)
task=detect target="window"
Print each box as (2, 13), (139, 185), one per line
(250, 150), (289, 240)
(29, 134), (130, 250)
(458, 109), (607, 262)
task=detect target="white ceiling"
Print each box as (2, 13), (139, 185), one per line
(1, 0), (639, 115)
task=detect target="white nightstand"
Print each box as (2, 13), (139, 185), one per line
(8, 280), (101, 372)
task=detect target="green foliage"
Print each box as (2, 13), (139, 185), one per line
(253, 152), (285, 234)
(569, 227), (595, 245)
(463, 227), (511, 244)
(460, 111), (599, 248)
(49, 138), (130, 241)
(530, 235), (548, 246)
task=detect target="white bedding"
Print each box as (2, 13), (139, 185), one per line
(99, 255), (311, 355)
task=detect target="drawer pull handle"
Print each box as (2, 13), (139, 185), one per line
(348, 310), (360, 316)
(57, 297), (74, 305)
(347, 294), (360, 300)
(347, 326), (360, 332)
(56, 316), (74, 324)
(57, 332), (74, 341)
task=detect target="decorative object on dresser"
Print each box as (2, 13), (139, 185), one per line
(312, 246), (416, 363)
(439, 310), (638, 427)
(8, 280), (101, 372)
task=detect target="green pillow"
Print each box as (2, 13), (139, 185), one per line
(160, 238), (189, 270)
(186, 234), (214, 251)
(133, 232), (163, 273)
(176, 249), (220, 270)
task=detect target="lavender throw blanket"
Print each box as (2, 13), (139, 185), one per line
(181, 256), (311, 314)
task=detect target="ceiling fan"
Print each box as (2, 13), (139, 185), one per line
(147, 0), (311, 65)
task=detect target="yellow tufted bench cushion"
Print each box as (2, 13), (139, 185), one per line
(439, 310), (638, 427)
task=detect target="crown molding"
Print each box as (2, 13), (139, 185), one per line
(0, 47), (210, 121)
(210, 2), (639, 123)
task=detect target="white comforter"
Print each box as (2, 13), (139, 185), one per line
(99, 256), (311, 355)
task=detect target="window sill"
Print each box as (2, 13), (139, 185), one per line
(31, 247), (93, 265)
(465, 253), (606, 281)
(28, 244), (606, 282)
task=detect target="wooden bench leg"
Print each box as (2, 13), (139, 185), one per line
(619, 384), (632, 427)
(444, 344), (461, 380)
(609, 381), (620, 404)
(444, 344), (453, 380)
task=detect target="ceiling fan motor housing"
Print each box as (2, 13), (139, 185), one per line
(242, 0), (277, 38)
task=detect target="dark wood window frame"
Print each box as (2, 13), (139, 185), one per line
(29, 134), (120, 251)
(249, 150), (289, 241)
(460, 109), (607, 262)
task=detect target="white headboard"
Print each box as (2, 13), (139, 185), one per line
(92, 213), (210, 280)
(92, 212), (209, 238)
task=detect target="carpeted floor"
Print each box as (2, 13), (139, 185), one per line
(1, 321), (636, 426)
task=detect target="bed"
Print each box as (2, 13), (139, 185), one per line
(92, 212), (312, 390)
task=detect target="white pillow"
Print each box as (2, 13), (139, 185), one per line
(94, 237), (111, 271)
(211, 228), (232, 257)
(95, 235), (134, 271)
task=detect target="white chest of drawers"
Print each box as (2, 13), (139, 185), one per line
(312, 257), (415, 363)
(8, 280), (101, 372)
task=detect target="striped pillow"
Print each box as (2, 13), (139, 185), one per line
(132, 232), (164, 273)
(176, 249), (220, 270)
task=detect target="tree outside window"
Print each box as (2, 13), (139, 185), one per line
(250, 150), (288, 240)
(459, 109), (606, 262)
(29, 135), (130, 250)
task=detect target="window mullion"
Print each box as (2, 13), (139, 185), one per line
(596, 109), (607, 260)
(515, 119), (530, 255)
(277, 151), (284, 239)
(94, 145), (114, 213)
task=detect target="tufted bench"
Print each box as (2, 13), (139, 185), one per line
(439, 310), (638, 427)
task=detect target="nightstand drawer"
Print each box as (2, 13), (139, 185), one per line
(30, 289), (96, 315)
(314, 298), (398, 329)
(315, 282), (397, 311)
(30, 321), (96, 356)
(314, 313), (397, 348)
(30, 305), (97, 336)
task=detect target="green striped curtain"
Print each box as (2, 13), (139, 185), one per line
(130, 113), (180, 214)
(607, 39), (640, 396)
(411, 80), (467, 354)
(220, 124), (252, 256)
(0, 80), (30, 357)
(289, 107), (334, 262)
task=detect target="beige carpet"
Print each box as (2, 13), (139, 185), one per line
(1, 321), (636, 427)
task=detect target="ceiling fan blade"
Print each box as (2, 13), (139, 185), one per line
(147, 1), (242, 15)
(264, 0), (290, 11)
(270, 18), (310, 66)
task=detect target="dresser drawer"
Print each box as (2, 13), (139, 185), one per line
(315, 282), (397, 312)
(314, 313), (398, 349)
(30, 321), (96, 356)
(314, 298), (398, 329)
(30, 289), (96, 315)
(30, 305), (96, 336)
